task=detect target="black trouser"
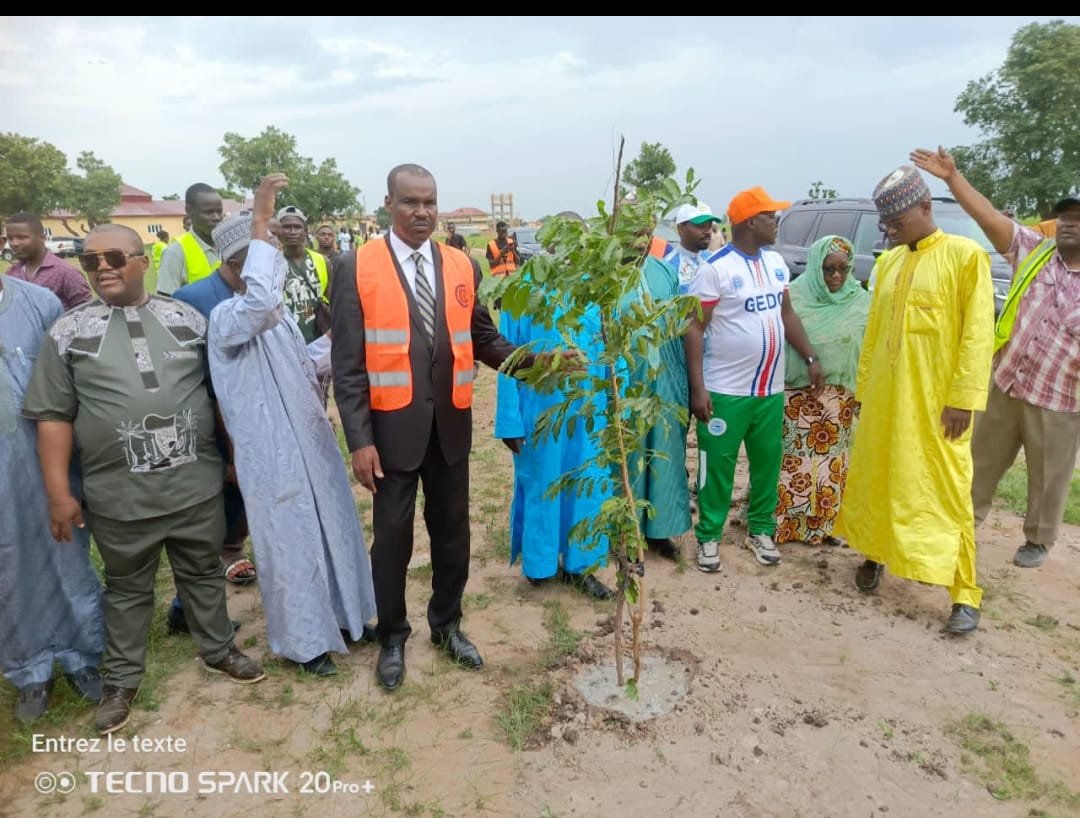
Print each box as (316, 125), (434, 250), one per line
(371, 424), (470, 646)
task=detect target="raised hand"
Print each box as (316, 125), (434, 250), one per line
(253, 173), (289, 220)
(910, 146), (956, 181)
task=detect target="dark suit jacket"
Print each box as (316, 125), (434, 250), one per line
(331, 236), (517, 472)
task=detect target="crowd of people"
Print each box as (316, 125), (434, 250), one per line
(3, 149), (1077, 734)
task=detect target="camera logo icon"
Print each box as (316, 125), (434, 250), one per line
(34, 771), (77, 795)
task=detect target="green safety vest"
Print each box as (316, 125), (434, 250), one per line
(993, 239), (1056, 353)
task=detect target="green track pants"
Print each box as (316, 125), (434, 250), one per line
(694, 392), (784, 542)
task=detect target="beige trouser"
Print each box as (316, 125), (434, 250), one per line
(971, 382), (1080, 547)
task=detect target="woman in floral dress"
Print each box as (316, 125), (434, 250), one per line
(775, 235), (870, 546)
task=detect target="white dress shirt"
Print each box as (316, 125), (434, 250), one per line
(388, 231), (437, 298)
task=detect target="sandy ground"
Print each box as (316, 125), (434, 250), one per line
(1, 366), (1078, 818)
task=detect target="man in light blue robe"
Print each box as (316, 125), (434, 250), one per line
(627, 255), (693, 560)
(495, 301), (614, 599)
(1, 275), (104, 721)
(206, 176), (376, 676)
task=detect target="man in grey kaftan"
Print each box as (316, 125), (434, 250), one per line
(207, 210), (376, 674)
(1, 276), (104, 722)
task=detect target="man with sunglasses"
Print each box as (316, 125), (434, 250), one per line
(22, 227), (265, 734)
(3, 212), (92, 311)
(835, 164), (994, 636)
(157, 183), (224, 295)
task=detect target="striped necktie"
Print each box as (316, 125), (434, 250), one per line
(411, 251), (435, 340)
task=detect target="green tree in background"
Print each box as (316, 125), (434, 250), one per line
(808, 181), (838, 199)
(952, 19), (1080, 217)
(218, 126), (298, 191)
(65, 151), (122, 228)
(215, 187), (245, 202)
(217, 126), (361, 219)
(0, 133), (70, 218)
(375, 205), (391, 231)
(290, 157), (363, 218)
(162, 193), (181, 201)
(622, 141), (676, 199)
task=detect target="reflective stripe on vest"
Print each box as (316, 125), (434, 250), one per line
(993, 238), (1056, 353)
(488, 239), (517, 277)
(176, 232), (220, 284)
(355, 239), (476, 411)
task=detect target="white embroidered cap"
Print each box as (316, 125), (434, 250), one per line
(212, 212), (253, 263)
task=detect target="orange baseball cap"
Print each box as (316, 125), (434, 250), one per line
(727, 187), (792, 224)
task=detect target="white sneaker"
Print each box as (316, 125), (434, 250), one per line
(744, 533), (781, 566)
(696, 540), (721, 573)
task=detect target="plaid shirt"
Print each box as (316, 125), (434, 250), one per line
(995, 226), (1080, 413)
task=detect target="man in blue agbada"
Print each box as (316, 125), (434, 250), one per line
(206, 174), (377, 676)
(495, 278), (615, 600)
(1, 275), (104, 722)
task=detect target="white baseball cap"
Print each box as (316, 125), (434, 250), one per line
(674, 203), (721, 225)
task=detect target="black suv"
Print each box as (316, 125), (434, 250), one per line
(773, 196), (1011, 314)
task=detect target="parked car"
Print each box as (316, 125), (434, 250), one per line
(512, 227), (544, 262)
(773, 196), (1011, 315)
(45, 235), (84, 258)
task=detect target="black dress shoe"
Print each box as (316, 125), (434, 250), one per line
(562, 571), (615, 600)
(298, 652), (337, 677)
(375, 644), (405, 690)
(854, 559), (884, 593)
(64, 666), (103, 703)
(1013, 541), (1048, 568)
(945, 603), (980, 635)
(15, 680), (53, 723)
(431, 625), (483, 669)
(646, 538), (681, 561)
(341, 624), (379, 645)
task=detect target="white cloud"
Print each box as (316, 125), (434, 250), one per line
(0, 15), (1075, 219)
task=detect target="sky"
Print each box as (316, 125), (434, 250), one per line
(2, 15), (1077, 222)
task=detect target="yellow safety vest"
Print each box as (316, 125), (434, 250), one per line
(176, 232), (220, 284)
(150, 241), (167, 271)
(306, 248), (329, 302)
(993, 239), (1056, 353)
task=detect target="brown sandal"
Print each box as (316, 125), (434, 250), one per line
(225, 558), (257, 585)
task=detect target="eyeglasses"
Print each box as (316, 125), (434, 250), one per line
(880, 209), (916, 232)
(78, 250), (144, 273)
(822, 264), (852, 277)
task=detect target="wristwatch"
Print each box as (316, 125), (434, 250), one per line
(805, 355), (818, 366)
